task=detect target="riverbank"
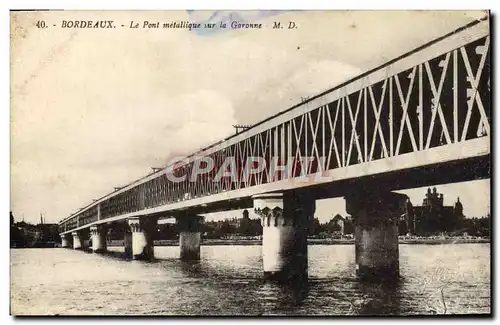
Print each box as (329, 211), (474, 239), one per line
(106, 237), (490, 247)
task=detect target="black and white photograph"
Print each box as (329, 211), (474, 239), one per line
(9, 9), (491, 316)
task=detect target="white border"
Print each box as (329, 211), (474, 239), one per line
(4, 2), (498, 324)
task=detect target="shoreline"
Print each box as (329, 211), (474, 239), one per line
(105, 237), (490, 247)
(11, 237), (490, 249)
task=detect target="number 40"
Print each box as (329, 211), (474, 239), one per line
(36, 20), (46, 28)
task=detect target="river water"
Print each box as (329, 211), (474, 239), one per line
(10, 244), (490, 316)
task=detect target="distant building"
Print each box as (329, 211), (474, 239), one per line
(15, 222), (42, 247)
(324, 214), (354, 235)
(403, 187), (465, 235)
(331, 214), (345, 234)
(36, 223), (60, 243)
(13, 219), (60, 248)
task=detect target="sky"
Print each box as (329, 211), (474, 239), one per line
(10, 10), (490, 224)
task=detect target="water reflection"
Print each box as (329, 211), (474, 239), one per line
(259, 280), (309, 312)
(94, 249), (130, 260)
(354, 280), (402, 315)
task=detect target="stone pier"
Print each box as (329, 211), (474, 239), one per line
(71, 231), (84, 250)
(177, 215), (203, 261)
(345, 191), (407, 282)
(127, 217), (156, 260)
(254, 192), (314, 283)
(90, 225), (107, 253)
(60, 234), (69, 248)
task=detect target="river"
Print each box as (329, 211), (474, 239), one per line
(10, 244), (490, 316)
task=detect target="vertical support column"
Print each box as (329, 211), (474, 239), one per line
(90, 225), (107, 253)
(127, 216), (156, 260)
(177, 215), (203, 261)
(60, 234), (69, 248)
(345, 191), (407, 282)
(82, 230), (90, 250)
(254, 192), (315, 283)
(124, 230), (133, 258)
(72, 231), (82, 250)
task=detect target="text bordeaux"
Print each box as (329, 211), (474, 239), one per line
(61, 20), (115, 28)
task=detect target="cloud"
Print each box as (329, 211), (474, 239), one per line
(11, 78), (237, 220)
(278, 60), (362, 102)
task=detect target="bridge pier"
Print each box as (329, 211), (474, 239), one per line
(127, 217), (156, 260)
(71, 231), (86, 250)
(124, 230), (133, 258)
(90, 225), (107, 253)
(254, 192), (314, 283)
(177, 215), (203, 261)
(345, 191), (407, 282)
(60, 234), (69, 248)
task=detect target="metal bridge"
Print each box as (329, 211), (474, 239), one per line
(58, 18), (490, 235)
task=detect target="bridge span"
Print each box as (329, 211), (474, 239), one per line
(58, 18), (490, 282)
